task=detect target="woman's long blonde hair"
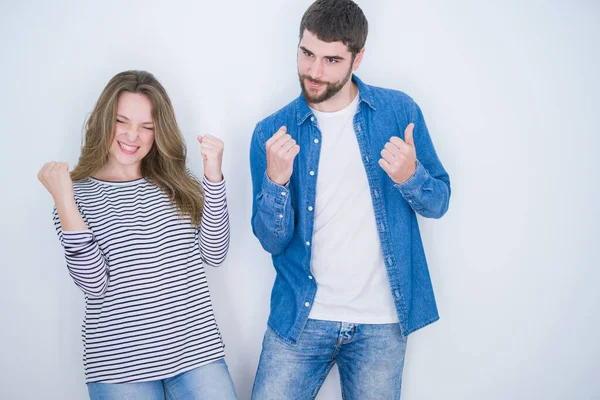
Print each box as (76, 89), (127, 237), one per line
(71, 70), (204, 225)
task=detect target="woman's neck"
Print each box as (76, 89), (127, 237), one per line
(93, 161), (142, 182)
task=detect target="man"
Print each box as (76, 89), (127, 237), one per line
(249, 0), (451, 398)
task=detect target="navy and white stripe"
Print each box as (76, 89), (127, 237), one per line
(53, 176), (229, 383)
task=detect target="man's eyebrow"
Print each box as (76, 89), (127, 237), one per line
(300, 46), (345, 60)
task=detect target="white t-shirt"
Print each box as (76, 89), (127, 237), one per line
(308, 93), (399, 324)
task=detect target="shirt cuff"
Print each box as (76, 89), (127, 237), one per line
(394, 160), (428, 193)
(261, 172), (290, 204)
(202, 175), (226, 197)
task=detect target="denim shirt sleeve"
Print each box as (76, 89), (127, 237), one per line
(394, 101), (451, 219)
(250, 123), (296, 255)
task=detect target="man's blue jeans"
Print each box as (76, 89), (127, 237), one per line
(252, 319), (408, 399)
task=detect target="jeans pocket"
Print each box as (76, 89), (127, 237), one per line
(265, 325), (298, 348)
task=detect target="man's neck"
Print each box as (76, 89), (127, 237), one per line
(309, 81), (358, 113)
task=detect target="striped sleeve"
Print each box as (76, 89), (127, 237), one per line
(199, 177), (230, 267)
(53, 206), (109, 297)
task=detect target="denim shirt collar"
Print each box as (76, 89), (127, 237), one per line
(295, 74), (377, 125)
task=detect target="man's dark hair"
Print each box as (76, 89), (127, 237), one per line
(299, 0), (368, 55)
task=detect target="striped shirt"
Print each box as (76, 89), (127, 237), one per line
(53, 175), (230, 383)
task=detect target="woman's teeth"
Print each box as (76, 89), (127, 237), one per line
(119, 142), (138, 152)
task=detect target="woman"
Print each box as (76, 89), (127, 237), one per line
(38, 70), (237, 399)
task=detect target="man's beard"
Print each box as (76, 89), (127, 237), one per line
(299, 64), (353, 104)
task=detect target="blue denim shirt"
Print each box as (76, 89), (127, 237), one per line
(250, 75), (451, 343)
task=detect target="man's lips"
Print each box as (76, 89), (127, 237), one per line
(306, 79), (325, 89)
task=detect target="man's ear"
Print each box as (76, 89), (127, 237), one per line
(352, 48), (366, 71)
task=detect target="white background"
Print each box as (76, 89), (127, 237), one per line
(1, 1), (599, 399)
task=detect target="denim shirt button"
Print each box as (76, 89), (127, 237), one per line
(308, 206), (313, 211)
(308, 275), (313, 280)
(281, 192), (286, 196)
(279, 214), (283, 219)
(314, 138), (319, 144)
(306, 241), (311, 246)
(309, 171), (315, 176)
(304, 302), (310, 307)
(310, 116), (315, 122)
